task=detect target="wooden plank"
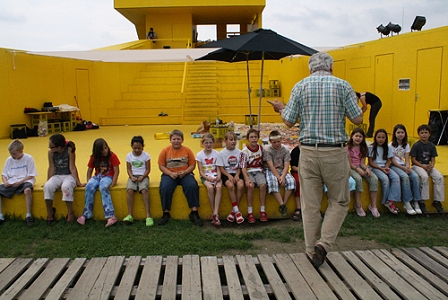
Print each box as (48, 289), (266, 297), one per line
(114, 256), (142, 300)
(257, 254), (291, 300)
(420, 247), (448, 268)
(45, 258), (86, 300)
(391, 248), (448, 297)
(0, 258), (33, 294)
(181, 255), (201, 300)
(19, 258), (70, 300)
(325, 252), (376, 300)
(289, 253), (338, 300)
(161, 256), (178, 300)
(272, 253), (316, 300)
(0, 258), (48, 300)
(222, 256), (244, 300)
(433, 246), (448, 258)
(0, 259), (15, 274)
(88, 256), (125, 300)
(401, 248), (448, 282)
(66, 257), (108, 300)
(375, 249), (448, 300)
(342, 251), (401, 300)
(235, 255), (269, 300)
(135, 256), (163, 300)
(200, 256), (223, 300)
(356, 250), (424, 300)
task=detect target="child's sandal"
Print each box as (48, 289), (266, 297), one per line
(227, 211), (235, 223)
(385, 201), (399, 214)
(235, 212), (244, 224)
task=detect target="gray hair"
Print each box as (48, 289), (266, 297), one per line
(308, 52), (333, 73)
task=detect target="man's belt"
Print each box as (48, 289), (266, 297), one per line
(301, 143), (347, 148)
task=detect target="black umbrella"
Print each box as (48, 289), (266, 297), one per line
(197, 28), (318, 129)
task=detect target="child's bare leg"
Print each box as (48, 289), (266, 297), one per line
(295, 196), (301, 210)
(126, 189), (134, 216)
(24, 188), (32, 215)
(204, 181), (216, 212)
(369, 191), (378, 208)
(142, 189), (151, 218)
(236, 179), (245, 204)
(65, 201), (74, 221)
(246, 184), (254, 210)
(272, 192), (283, 205)
(354, 191), (362, 208)
(214, 182), (222, 216)
(283, 189), (293, 205)
(0, 197), (3, 216)
(259, 184), (267, 208)
(45, 200), (54, 219)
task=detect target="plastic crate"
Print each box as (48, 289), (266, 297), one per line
(61, 121), (71, 132)
(47, 122), (62, 134)
(269, 80), (279, 88)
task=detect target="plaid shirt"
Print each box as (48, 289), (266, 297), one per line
(283, 71), (361, 144)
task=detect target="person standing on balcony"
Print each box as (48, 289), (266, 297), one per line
(146, 28), (157, 42)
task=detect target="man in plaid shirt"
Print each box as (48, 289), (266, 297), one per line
(269, 52), (363, 268)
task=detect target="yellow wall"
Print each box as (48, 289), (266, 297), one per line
(1, 26), (448, 139)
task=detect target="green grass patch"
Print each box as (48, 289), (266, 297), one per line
(0, 213), (446, 258)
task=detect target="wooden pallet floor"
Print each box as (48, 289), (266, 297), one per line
(0, 247), (447, 300)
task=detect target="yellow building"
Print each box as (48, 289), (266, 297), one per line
(1, 0), (448, 137)
(114, 0), (265, 48)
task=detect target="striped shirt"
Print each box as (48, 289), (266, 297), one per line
(282, 71), (361, 144)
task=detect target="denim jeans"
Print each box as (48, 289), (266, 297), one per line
(159, 173), (199, 211)
(390, 166), (421, 202)
(370, 167), (400, 204)
(83, 175), (115, 218)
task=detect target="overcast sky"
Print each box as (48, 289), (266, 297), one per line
(0, 0), (447, 52)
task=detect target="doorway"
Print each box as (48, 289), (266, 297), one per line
(414, 47), (443, 133)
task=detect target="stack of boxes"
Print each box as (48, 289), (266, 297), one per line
(255, 80), (280, 97)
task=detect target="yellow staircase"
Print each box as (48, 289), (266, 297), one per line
(101, 63), (185, 126)
(100, 61), (283, 126)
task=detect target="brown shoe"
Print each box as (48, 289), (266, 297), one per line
(312, 244), (327, 268)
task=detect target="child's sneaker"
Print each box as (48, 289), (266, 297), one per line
(26, 216), (35, 227)
(413, 201), (422, 214)
(432, 201), (444, 213)
(404, 202), (416, 215)
(247, 213), (256, 224)
(235, 212), (244, 224)
(123, 215), (134, 223)
(419, 201), (427, 213)
(278, 204), (288, 217)
(211, 214), (221, 227)
(260, 211), (268, 222)
(146, 217), (154, 227)
(227, 211), (235, 223)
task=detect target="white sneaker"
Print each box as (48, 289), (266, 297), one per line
(404, 202), (417, 215)
(413, 201), (422, 214)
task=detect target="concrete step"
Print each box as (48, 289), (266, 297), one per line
(106, 107), (184, 117)
(113, 99), (182, 109)
(100, 115), (182, 126)
(121, 91), (182, 100)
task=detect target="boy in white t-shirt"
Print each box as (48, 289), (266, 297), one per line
(216, 132), (245, 224)
(0, 140), (37, 226)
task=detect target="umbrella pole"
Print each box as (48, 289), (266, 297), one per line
(246, 58), (253, 128)
(258, 52), (265, 131)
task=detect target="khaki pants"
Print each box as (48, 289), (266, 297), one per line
(299, 146), (350, 257)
